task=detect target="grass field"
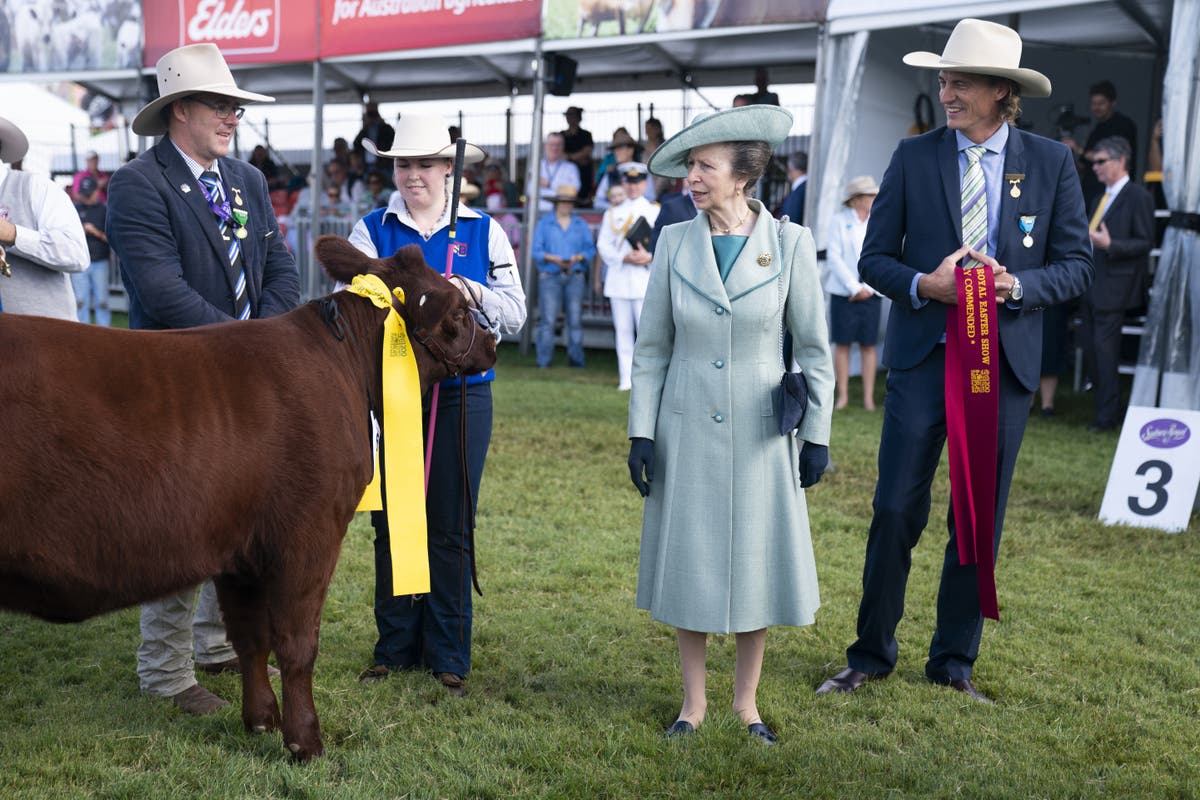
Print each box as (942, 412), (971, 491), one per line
(1, 343), (1197, 799)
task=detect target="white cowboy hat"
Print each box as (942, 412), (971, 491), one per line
(648, 105), (793, 179)
(902, 18), (1051, 98)
(132, 43), (275, 137)
(361, 112), (486, 165)
(842, 175), (880, 205)
(0, 116), (29, 164)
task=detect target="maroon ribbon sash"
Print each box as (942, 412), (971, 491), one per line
(945, 266), (1000, 620)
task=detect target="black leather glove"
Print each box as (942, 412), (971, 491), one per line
(798, 442), (828, 489)
(627, 437), (655, 497)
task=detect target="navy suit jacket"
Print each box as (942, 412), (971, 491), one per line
(859, 125), (1093, 392)
(648, 192), (697, 253)
(1086, 181), (1154, 312)
(780, 179), (806, 225)
(107, 138), (300, 330)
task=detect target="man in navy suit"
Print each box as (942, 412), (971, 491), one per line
(1079, 135), (1155, 432)
(779, 151), (807, 224)
(816, 19), (1092, 702)
(107, 43), (299, 716)
(648, 188), (696, 253)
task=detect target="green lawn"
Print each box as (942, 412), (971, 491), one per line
(1, 344), (1197, 799)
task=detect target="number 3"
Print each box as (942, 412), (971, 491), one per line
(1128, 459), (1173, 516)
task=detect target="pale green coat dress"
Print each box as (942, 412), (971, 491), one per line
(628, 200), (834, 633)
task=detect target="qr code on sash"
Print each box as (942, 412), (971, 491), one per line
(970, 369), (991, 394)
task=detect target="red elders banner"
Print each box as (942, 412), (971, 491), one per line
(143, 0), (319, 65)
(320, 0), (541, 58)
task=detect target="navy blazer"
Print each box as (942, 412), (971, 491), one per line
(648, 193), (697, 253)
(859, 125), (1093, 392)
(1086, 181), (1155, 312)
(107, 138), (300, 330)
(780, 180), (806, 225)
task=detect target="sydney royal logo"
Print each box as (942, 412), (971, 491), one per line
(1139, 418), (1191, 449)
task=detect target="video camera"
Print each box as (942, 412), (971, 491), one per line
(1050, 104), (1090, 139)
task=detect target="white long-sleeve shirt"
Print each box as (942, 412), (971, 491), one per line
(822, 206), (876, 298)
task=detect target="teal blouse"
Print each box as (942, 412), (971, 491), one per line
(712, 235), (748, 283)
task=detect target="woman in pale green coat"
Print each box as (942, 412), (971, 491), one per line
(627, 106), (834, 745)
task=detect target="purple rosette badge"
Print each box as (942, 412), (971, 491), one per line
(1139, 419), (1191, 449)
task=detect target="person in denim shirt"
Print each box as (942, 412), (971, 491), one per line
(532, 185), (595, 368)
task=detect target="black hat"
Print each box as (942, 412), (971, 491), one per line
(78, 176), (99, 195)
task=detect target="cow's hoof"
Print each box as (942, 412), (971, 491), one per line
(287, 741), (324, 762)
(252, 724), (268, 733)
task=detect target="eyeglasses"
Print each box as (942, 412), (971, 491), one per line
(1090, 157), (1111, 166)
(191, 97), (245, 121)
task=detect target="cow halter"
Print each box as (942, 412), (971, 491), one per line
(410, 292), (480, 379)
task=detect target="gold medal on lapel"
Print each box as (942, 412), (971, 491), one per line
(757, 252), (772, 267)
(1005, 173), (1025, 198)
(235, 227), (248, 239)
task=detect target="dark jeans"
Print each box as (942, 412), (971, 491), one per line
(371, 382), (492, 677)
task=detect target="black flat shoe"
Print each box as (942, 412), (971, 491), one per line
(747, 722), (777, 746)
(664, 720), (695, 738)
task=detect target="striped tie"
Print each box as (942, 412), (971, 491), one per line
(198, 171), (250, 320)
(961, 145), (988, 269)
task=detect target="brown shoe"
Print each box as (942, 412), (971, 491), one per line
(815, 667), (886, 696)
(198, 657), (280, 677)
(171, 684), (229, 715)
(358, 664), (391, 683)
(434, 672), (466, 697)
(947, 679), (993, 704)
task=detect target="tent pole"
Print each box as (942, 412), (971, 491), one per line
(518, 40), (545, 356)
(309, 60), (325, 302)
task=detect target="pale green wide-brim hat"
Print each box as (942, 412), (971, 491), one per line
(647, 105), (793, 179)
(902, 18), (1051, 98)
(133, 43), (275, 136)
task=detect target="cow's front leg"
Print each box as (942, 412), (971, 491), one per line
(213, 575), (281, 734)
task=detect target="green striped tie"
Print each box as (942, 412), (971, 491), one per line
(961, 145), (988, 268)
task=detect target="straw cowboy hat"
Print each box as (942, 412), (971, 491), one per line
(362, 112), (486, 165)
(842, 175), (880, 205)
(551, 184), (580, 203)
(0, 116), (29, 164)
(648, 105), (793, 179)
(132, 43), (275, 136)
(902, 18), (1051, 98)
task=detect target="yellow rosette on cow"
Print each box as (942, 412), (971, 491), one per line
(345, 273), (429, 596)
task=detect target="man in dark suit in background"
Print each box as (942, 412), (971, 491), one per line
(107, 43), (299, 715)
(648, 186), (696, 253)
(1080, 135), (1155, 432)
(780, 151), (808, 224)
(815, 19), (1092, 703)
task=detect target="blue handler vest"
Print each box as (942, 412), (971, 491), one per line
(362, 209), (496, 386)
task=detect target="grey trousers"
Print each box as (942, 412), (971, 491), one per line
(137, 580), (236, 697)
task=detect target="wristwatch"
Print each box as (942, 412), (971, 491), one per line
(1010, 275), (1023, 302)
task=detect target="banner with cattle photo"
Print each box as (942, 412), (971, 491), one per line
(142, 0), (319, 65)
(0, 0), (143, 72)
(318, 0), (542, 59)
(543, 0), (826, 38)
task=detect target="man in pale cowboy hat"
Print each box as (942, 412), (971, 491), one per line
(816, 19), (1092, 703)
(531, 183), (595, 368)
(0, 115), (89, 319)
(106, 42), (299, 716)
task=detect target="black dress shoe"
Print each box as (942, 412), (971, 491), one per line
(664, 720), (695, 738)
(815, 667), (885, 696)
(947, 679), (993, 704)
(1087, 421), (1117, 433)
(747, 722), (777, 746)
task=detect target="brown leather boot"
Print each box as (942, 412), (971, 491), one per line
(434, 672), (466, 697)
(171, 684), (229, 715)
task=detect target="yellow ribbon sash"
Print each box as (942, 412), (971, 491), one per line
(346, 274), (430, 596)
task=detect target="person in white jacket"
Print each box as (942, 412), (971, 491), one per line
(823, 175), (881, 410)
(597, 162), (659, 390)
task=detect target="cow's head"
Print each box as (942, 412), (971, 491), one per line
(316, 235), (498, 390)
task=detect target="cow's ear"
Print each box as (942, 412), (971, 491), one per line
(391, 244), (431, 275)
(316, 235), (370, 283)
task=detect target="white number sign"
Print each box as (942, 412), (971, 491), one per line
(1099, 406), (1200, 533)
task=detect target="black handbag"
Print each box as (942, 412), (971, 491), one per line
(778, 371), (809, 436)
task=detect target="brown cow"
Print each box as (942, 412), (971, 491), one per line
(0, 236), (496, 761)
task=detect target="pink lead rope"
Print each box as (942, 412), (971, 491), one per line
(424, 138), (468, 492)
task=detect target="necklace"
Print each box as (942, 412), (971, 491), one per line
(710, 204), (751, 235)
